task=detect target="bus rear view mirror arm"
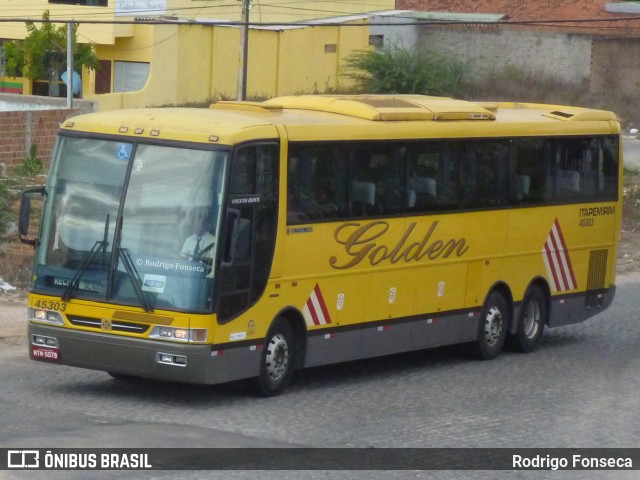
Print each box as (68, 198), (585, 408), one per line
(19, 186), (46, 246)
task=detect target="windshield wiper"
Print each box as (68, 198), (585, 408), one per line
(61, 215), (110, 302)
(117, 247), (153, 313)
(61, 241), (106, 302)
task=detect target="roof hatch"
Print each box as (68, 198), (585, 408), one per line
(544, 108), (618, 122)
(261, 95), (497, 121)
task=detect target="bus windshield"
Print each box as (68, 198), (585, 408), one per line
(35, 136), (229, 312)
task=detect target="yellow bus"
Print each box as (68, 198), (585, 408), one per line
(20, 95), (622, 396)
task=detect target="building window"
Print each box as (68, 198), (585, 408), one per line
(49, 0), (108, 5)
(113, 61), (150, 92)
(324, 44), (337, 54)
(368, 35), (384, 49)
(95, 60), (112, 94)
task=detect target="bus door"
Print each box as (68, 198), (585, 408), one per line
(217, 143), (279, 323)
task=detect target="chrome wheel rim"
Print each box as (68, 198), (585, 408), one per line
(484, 306), (503, 347)
(265, 333), (289, 385)
(523, 300), (541, 338)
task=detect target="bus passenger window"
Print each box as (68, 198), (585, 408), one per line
(514, 175), (531, 200)
(287, 144), (343, 223)
(230, 148), (256, 194)
(511, 139), (551, 205)
(405, 143), (444, 212)
(348, 145), (407, 216)
(456, 146), (477, 207)
(408, 164), (437, 211)
(351, 180), (376, 215)
(475, 142), (510, 207)
(599, 136), (619, 199)
(553, 139), (587, 199)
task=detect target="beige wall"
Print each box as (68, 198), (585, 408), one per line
(88, 22), (371, 110)
(0, 0), (392, 109)
(0, 0), (393, 39)
(0, 2), (127, 43)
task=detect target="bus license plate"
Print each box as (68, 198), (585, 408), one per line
(32, 345), (59, 361)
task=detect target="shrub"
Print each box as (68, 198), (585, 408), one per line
(341, 46), (465, 96)
(0, 148), (44, 245)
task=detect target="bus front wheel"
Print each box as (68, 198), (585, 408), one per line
(473, 291), (509, 360)
(511, 285), (546, 353)
(254, 320), (295, 397)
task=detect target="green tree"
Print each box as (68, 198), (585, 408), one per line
(0, 148), (43, 247)
(3, 11), (98, 81)
(342, 46), (465, 96)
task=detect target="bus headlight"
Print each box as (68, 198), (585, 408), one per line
(149, 326), (208, 343)
(29, 308), (64, 326)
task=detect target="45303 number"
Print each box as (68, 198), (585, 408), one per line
(579, 218), (594, 227)
(33, 299), (67, 312)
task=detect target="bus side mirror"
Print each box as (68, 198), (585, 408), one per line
(19, 186), (46, 246)
(221, 208), (241, 267)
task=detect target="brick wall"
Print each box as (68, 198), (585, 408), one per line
(1, 107), (91, 261)
(0, 109), (84, 173)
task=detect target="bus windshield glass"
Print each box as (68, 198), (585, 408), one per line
(35, 136), (228, 312)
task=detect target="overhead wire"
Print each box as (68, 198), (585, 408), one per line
(0, 2), (240, 21)
(5, 5), (640, 78)
(2, 0), (640, 27)
(0, 2), (640, 31)
(2, 16), (640, 28)
(77, 1), (222, 52)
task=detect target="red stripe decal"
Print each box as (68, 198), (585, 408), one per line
(314, 284), (332, 325)
(543, 219), (577, 292)
(306, 296), (321, 325)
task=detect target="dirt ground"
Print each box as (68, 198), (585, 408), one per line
(0, 290), (28, 344)
(617, 230), (640, 275)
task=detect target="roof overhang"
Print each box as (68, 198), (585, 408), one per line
(605, 2), (640, 14)
(411, 12), (506, 23)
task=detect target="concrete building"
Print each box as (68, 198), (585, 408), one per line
(395, 1), (640, 101)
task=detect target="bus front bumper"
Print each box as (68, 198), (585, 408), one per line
(28, 323), (261, 385)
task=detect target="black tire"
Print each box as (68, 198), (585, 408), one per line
(472, 291), (509, 360)
(512, 285), (547, 353)
(254, 320), (295, 397)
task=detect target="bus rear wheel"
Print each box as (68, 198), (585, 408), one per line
(472, 291), (509, 360)
(512, 285), (546, 353)
(254, 320), (295, 397)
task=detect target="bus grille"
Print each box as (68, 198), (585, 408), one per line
(585, 249), (608, 308)
(67, 315), (150, 334)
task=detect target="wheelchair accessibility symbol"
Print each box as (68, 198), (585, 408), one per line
(116, 143), (133, 160)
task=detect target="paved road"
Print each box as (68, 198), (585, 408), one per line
(3, 134), (640, 478)
(1, 274), (639, 479)
(623, 136), (640, 170)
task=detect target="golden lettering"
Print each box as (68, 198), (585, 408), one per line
(329, 220), (469, 269)
(442, 238), (469, 258)
(329, 221), (388, 269)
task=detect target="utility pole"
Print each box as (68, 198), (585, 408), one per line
(236, 0), (250, 101)
(66, 22), (73, 109)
